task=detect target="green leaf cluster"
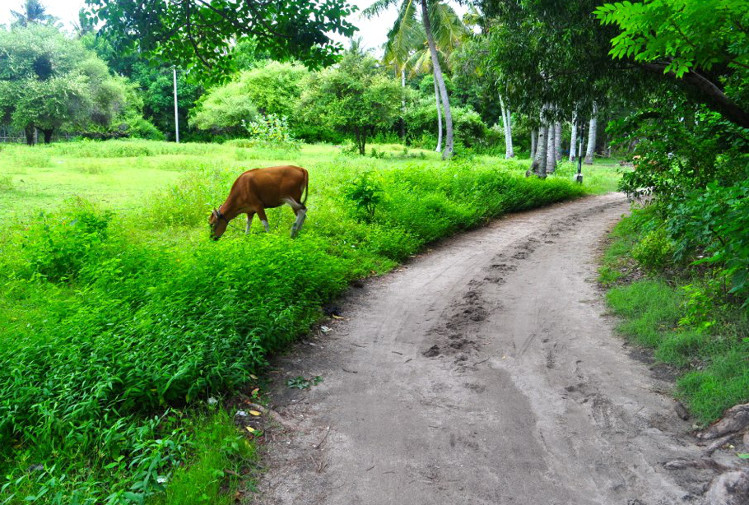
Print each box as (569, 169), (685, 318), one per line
(298, 49), (404, 154)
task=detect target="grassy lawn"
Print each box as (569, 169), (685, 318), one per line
(0, 139), (620, 504)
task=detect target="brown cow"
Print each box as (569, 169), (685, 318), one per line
(209, 165), (308, 241)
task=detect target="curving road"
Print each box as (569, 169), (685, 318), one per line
(250, 194), (713, 505)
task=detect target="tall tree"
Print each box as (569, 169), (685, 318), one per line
(10, 0), (57, 27)
(568, 111), (578, 162)
(584, 103), (597, 164)
(498, 92), (514, 158)
(298, 48), (403, 155)
(365, 0), (467, 159)
(0, 25), (133, 144)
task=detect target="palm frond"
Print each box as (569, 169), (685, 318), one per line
(428, 2), (469, 52)
(362, 0), (402, 19)
(383, 0), (423, 69)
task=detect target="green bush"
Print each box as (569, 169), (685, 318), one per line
(631, 227), (675, 272)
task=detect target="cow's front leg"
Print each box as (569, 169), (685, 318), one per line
(256, 207), (270, 232)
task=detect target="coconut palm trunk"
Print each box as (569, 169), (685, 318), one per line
(554, 122), (562, 161)
(585, 102), (598, 165)
(498, 93), (514, 159)
(530, 129), (537, 159)
(421, 0), (453, 159)
(433, 77), (443, 152)
(546, 123), (556, 173)
(569, 112), (578, 162)
(529, 123), (547, 178)
(400, 67), (406, 141)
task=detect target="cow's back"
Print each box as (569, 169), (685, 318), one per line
(239, 165), (306, 208)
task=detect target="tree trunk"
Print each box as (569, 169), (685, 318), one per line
(554, 122), (562, 162)
(421, 0), (453, 159)
(529, 124), (547, 178)
(530, 129), (537, 160)
(546, 123), (556, 173)
(585, 103), (598, 165)
(569, 112), (578, 162)
(433, 77), (442, 153)
(41, 128), (53, 144)
(498, 93), (514, 159)
(356, 127), (366, 155)
(400, 67), (406, 142)
(24, 126), (35, 146)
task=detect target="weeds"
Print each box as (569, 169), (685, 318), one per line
(602, 209), (749, 424)
(0, 140), (597, 503)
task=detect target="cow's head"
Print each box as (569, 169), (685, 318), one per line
(209, 208), (228, 241)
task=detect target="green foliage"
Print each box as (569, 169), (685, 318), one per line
(150, 409), (257, 505)
(602, 213), (749, 424)
(631, 227), (674, 273)
(595, 0), (748, 79)
(298, 49), (404, 154)
(190, 80), (260, 135)
(344, 171), (384, 223)
(242, 114), (300, 151)
(235, 61), (309, 118)
(403, 99), (488, 148)
(0, 140), (590, 502)
(667, 180), (749, 302)
(286, 376), (323, 389)
(0, 25), (141, 142)
(87, 0), (357, 80)
(190, 61), (308, 137)
(595, 0), (748, 128)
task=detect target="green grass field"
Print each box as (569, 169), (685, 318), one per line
(0, 139), (620, 504)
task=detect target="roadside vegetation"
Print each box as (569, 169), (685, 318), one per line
(1, 0), (747, 502)
(0, 139), (615, 503)
(601, 206), (749, 425)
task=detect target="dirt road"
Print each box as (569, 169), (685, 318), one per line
(250, 194), (714, 505)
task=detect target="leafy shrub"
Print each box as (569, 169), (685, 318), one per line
(667, 181), (749, 304)
(344, 171), (384, 223)
(17, 201), (112, 282)
(241, 113), (300, 150)
(124, 115), (165, 140)
(403, 101), (489, 148)
(631, 227), (674, 272)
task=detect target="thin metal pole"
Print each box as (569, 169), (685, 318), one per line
(173, 66), (179, 143)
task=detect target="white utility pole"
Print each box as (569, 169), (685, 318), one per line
(173, 66), (179, 143)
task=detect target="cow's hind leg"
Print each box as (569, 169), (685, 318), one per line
(283, 197), (307, 238)
(245, 212), (255, 234)
(256, 207), (270, 233)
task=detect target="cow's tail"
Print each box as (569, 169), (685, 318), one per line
(301, 168), (309, 207)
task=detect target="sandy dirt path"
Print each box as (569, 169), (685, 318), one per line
(249, 194), (715, 505)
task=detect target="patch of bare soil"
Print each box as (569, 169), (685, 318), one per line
(245, 194), (747, 505)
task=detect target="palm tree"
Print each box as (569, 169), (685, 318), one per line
(381, 0), (422, 141)
(364, 0), (466, 159)
(10, 0), (57, 27)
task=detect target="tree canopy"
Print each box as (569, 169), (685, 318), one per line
(298, 48), (404, 154)
(0, 24), (135, 143)
(84, 0), (358, 78)
(595, 0), (749, 128)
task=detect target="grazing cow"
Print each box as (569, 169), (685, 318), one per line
(209, 165), (308, 241)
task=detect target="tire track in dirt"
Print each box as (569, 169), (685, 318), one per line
(249, 194), (714, 505)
